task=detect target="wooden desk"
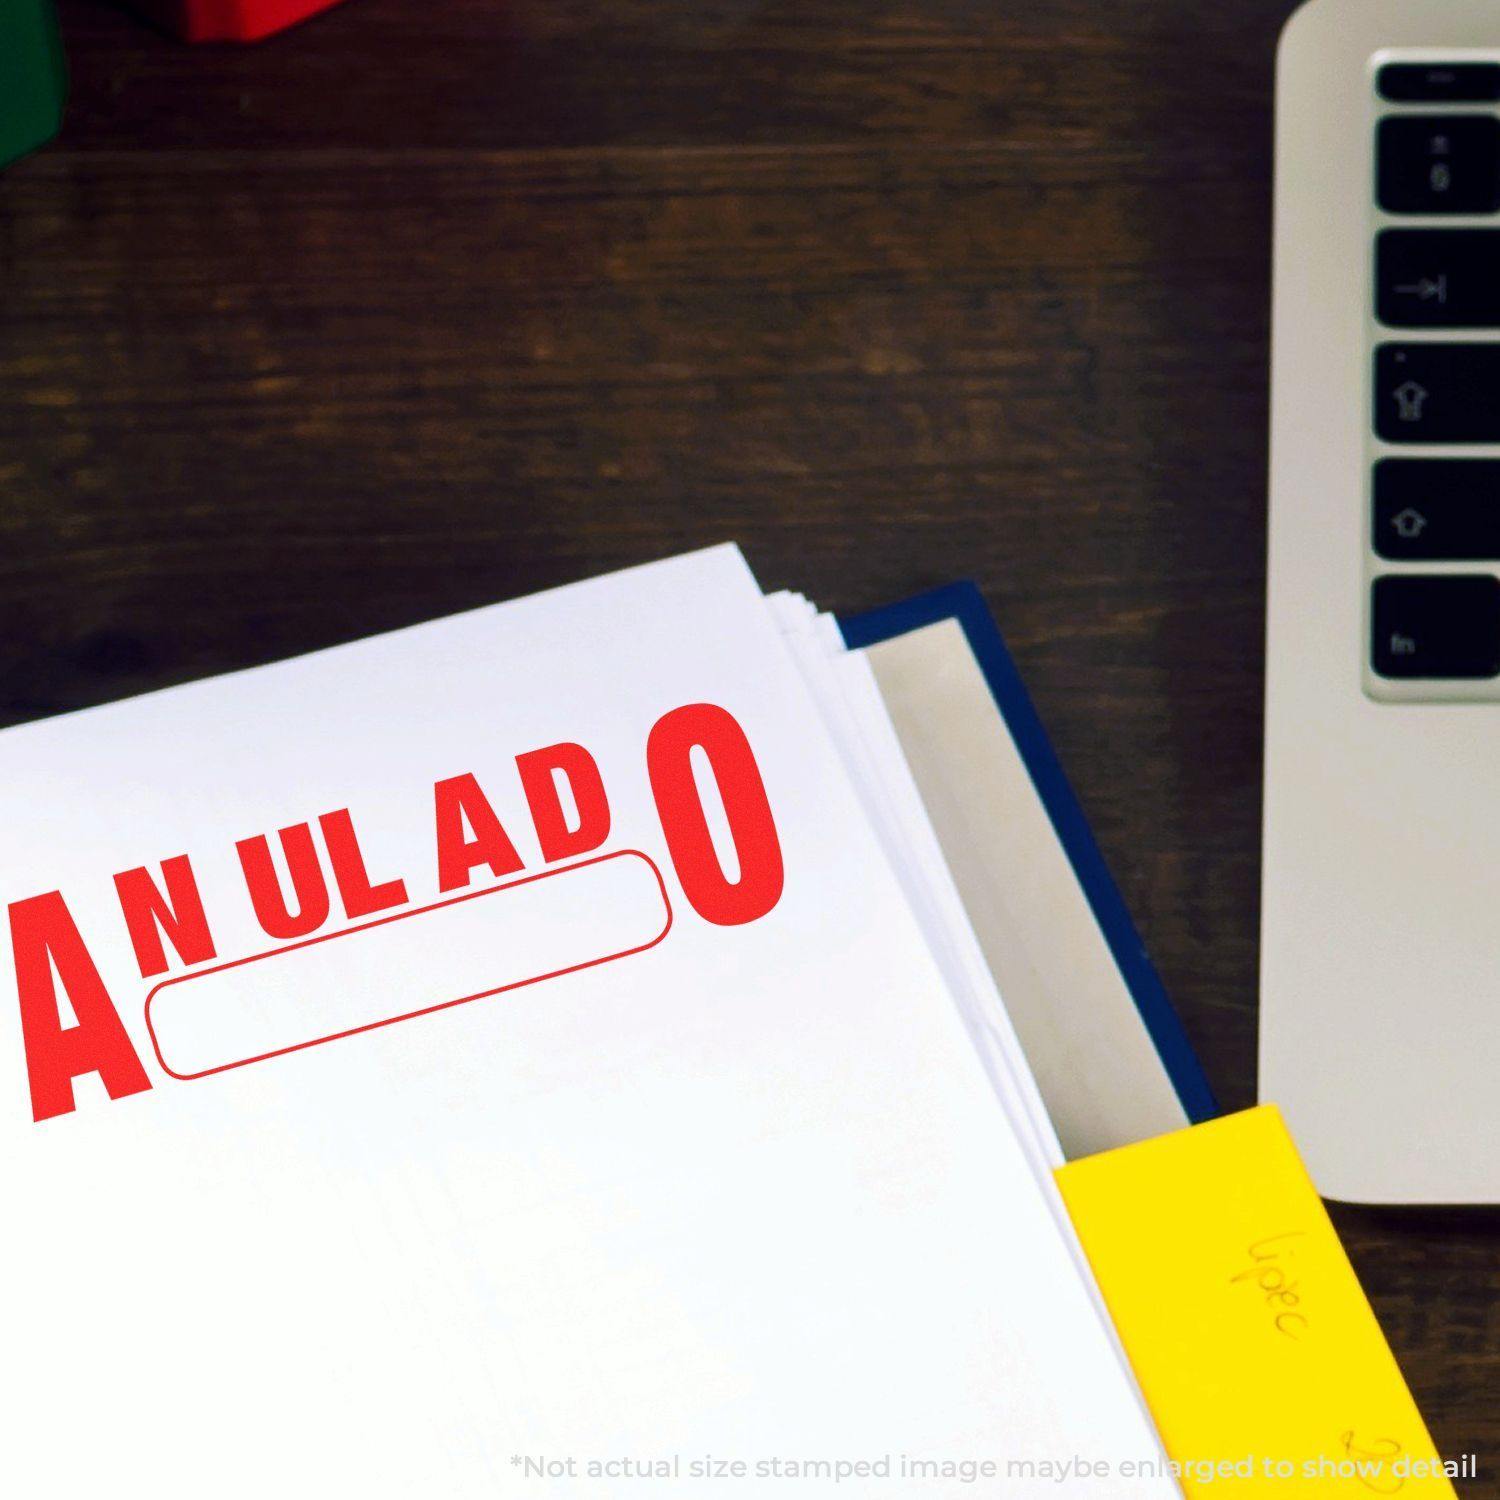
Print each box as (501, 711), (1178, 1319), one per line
(2, 0), (1495, 1460)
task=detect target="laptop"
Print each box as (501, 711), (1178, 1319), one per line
(1264, 0), (1500, 1203)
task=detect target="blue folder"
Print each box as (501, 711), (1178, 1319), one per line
(840, 582), (1217, 1128)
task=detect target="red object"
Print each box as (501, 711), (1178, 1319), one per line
(129, 0), (350, 42)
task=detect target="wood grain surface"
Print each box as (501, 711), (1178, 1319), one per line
(2, 0), (1496, 1468)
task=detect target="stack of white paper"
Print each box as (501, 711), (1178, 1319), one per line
(0, 546), (1176, 1498)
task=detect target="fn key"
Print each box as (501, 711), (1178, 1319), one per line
(1373, 575), (1500, 679)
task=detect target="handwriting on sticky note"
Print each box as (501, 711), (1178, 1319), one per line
(1230, 1230), (1310, 1340)
(1054, 1106), (1459, 1496)
(1339, 1430), (1406, 1496)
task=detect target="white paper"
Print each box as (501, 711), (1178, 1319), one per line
(0, 546), (1176, 1498)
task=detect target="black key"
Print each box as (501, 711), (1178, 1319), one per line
(1377, 115), (1500, 213)
(1378, 63), (1500, 104)
(1375, 460), (1500, 559)
(1372, 575), (1500, 679)
(1374, 344), (1500, 442)
(1377, 230), (1500, 327)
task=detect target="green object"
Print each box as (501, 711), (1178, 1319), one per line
(1, 0), (66, 169)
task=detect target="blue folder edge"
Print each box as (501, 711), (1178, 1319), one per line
(839, 582), (1219, 1125)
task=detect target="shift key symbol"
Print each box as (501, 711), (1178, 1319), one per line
(1391, 507), (1428, 540)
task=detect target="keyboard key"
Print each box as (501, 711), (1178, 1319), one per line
(1375, 344), (1500, 442)
(1372, 575), (1500, 679)
(1377, 115), (1500, 213)
(1377, 230), (1500, 327)
(1375, 460), (1500, 559)
(1378, 63), (1500, 104)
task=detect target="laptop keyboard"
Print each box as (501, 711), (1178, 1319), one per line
(1371, 62), (1500, 686)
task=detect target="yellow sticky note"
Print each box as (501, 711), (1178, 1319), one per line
(1055, 1106), (1457, 1497)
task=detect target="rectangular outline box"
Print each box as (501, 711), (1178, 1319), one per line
(144, 850), (672, 1081)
